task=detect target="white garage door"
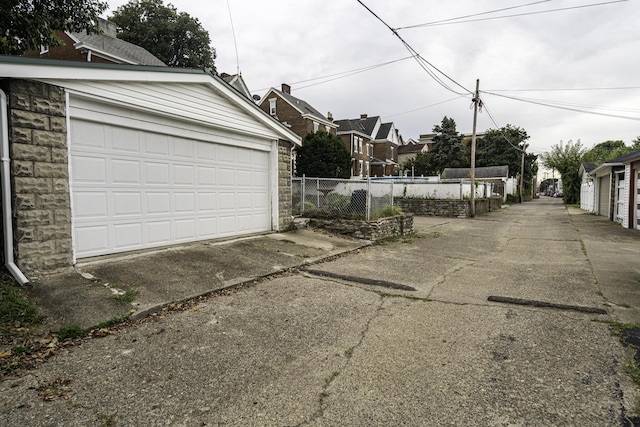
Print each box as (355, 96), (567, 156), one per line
(70, 119), (271, 258)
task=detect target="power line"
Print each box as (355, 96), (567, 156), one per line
(487, 86), (640, 93)
(384, 96), (468, 119)
(483, 90), (640, 121)
(356, 0), (473, 96)
(251, 56), (414, 93)
(395, 0), (551, 30)
(397, 0), (629, 28)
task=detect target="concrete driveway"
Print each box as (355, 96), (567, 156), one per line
(2, 197), (640, 426)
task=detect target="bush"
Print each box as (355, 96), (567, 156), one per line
(325, 193), (350, 212)
(293, 201), (316, 215)
(372, 205), (403, 219)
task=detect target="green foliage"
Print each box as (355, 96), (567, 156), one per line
(57, 324), (85, 340)
(0, 276), (44, 326)
(1, 0), (108, 55)
(295, 131), (352, 178)
(325, 193), (350, 211)
(293, 201), (315, 215)
(430, 117), (468, 174)
(541, 139), (586, 204)
(400, 151), (435, 176)
(372, 205), (403, 219)
(584, 139), (640, 163)
(110, 0), (215, 69)
(476, 125), (538, 184)
(113, 289), (139, 304)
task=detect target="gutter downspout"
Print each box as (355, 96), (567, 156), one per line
(0, 88), (29, 284)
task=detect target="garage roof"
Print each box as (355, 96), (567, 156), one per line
(0, 56), (301, 146)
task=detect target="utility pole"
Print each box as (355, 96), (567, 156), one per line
(519, 143), (528, 202)
(470, 79), (480, 217)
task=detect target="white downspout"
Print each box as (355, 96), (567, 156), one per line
(0, 88), (29, 284)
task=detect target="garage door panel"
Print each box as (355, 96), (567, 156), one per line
(114, 223), (143, 249)
(147, 193), (171, 215)
(71, 120), (271, 258)
(76, 226), (109, 253)
(175, 219), (196, 240)
(110, 127), (139, 153)
(113, 192), (142, 217)
(112, 159), (141, 184)
(198, 193), (216, 211)
(147, 221), (171, 244)
(174, 165), (195, 185)
(173, 138), (194, 159)
(175, 193), (195, 213)
(73, 156), (107, 183)
(199, 218), (217, 237)
(74, 192), (108, 219)
(145, 162), (170, 185)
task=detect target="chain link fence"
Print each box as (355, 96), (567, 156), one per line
(292, 177), (394, 221)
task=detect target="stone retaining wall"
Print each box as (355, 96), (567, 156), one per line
(308, 214), (413, 241)
(395, 197), (502, 218)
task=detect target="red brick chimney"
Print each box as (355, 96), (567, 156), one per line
(327, 112), (333, 122)
(281, 83), (291, 94)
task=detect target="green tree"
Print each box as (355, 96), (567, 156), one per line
(296, 131), (352, 178)
(110, 0), (215, 69)
(583, 140), (626, 163)
(476, 125), (538, 191)
(541, 139), (586, 204)
(399, 151), (435, 177)
(1, 0), (107, 55)
(429, 117), (467, 174)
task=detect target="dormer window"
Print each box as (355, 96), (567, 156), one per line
(269, 98), (276, 115)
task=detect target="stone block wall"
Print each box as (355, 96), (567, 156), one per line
(278, 140), (295, 231)
(308, 214), (413, 241)
(395, 197), (502, 218)
(4, 80), (72, 277)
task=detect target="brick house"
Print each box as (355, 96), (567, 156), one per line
(0, 57), (301, 282)
(334, 114), (399, 177)
(23, 18), (166, 66)
(258, 84), (337, 139)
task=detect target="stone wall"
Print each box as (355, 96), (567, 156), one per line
(308, 214), (413, 241)
(395, 197), (502, 218)
(278, 140), (295, 231)
(3, 80), (73, 277)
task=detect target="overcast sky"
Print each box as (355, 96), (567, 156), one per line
(105, 0), (640, 158)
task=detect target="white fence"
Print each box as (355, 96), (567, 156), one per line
(391, 180), (499, 200)
(580, 181), (595, 212)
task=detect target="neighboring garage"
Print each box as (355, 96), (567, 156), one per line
(0, 57), (301, 280)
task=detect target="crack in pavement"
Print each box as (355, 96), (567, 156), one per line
(293, 293), (386, 427)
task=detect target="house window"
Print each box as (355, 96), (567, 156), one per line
(367, 143), (371, 157)
(269, 98), (276, 115)
(40, 44), (49, 55)
(352, 136), (357, 154)
(365, 161), (370, 177)
(325, 125), (331, 133)
(313, 121), (319, 132)
(359, 160), (364, 177)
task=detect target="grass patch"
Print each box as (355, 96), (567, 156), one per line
(97, 413), (117, 427)
(95, 314), (131, 330)
(113, 289), (139, 304)
(57, 324), (85, 340)
(0, 275), (44, 327)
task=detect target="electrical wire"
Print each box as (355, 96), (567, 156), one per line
(225, 0), (240, 75)
(356, 0), (473, 96)
(384, 95), (468, 119)
(397, 0), (629, 29)
(482, 102), (527, 153)
(487, 86), (640, 93)
(483, 90), (640, 122)
(395, 0), (551, 30)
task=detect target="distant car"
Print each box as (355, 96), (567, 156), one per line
(554, 192), (563, 198)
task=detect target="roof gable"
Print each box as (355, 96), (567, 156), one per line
(261, 87), (336, 128)
(70, 30), (167, 66)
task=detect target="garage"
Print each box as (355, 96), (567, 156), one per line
(0, 57), (301, 278)
(70, 118), (271, 258)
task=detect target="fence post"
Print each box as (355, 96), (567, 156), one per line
(301, 174), (306, 214)
(316, 178), (320, 210)
(390, 181), (394, 209)
(367, 177), (372, 221)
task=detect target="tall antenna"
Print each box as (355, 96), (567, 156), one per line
(226, 0), (240, 75)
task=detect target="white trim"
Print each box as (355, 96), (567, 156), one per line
(66, 90), (77, 265)
(74, 42), (139, 65)
(271, 140), (279, 231)
(0, 60), (301, 146)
